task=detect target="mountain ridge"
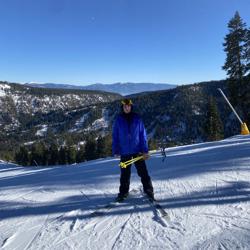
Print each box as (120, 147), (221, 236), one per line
(25, 82), (177, 95)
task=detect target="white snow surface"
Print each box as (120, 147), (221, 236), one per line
(0, 84), (10, 97)
(36, 125), (48, 137)
(0, 89), (6, 97)
(0, 83), (9, 96)
(1, 135), (250, 250)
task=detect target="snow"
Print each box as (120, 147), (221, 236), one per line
(84, 109), (109, 132)
(36, 125), (48, 137)
(0, 84), (11, 90)
(1, 135), (250, 249)
(190, 86), (200, 92)
(0, 89), (6, 97)
(0, 84), (10, 97)
(24, 141), (36, 146)
(89, 117), (108, 130)
(69, 113), (90, 132)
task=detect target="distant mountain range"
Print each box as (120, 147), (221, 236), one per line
(25, 82), (177, 96)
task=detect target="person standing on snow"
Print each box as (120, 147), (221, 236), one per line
(112, 98), (154, 202)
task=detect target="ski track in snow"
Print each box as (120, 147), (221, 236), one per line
(1, 135), (250, 249)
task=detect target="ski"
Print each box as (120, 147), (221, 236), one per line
(141, 189), (170, 221)
(89, 189), (138, 217)
(90, 201), (119, 217)
(147, 197), (170, 220)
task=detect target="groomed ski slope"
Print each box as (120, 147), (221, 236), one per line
(0, 135), (250, 250)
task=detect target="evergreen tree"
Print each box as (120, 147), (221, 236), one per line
(205, 97), (224, 141)
(96, 136), (105, 158)
(244, 28), (250, 75)
(42, 145), (49, 166)
(240, 74), (250, 125)
(58, 147), (67, 165)
(103, 134), (112, 156)
(223, 11), (247, 79)
(148, 138), (158, 151)
(76, 145), (85, 163)
(30, 143), (45, 166)
(48, 143), (59, 165)
(222, 11), (248, 103)
(67, 146), (76, 164)
(15, 146), (29, 166)
(84, 138), (97, 160)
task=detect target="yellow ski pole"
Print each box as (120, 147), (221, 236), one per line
(119, 156), (144, 168)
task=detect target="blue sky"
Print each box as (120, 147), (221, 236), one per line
(0, 0), (250, 85)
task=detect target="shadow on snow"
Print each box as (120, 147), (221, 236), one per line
(0, 181), (249, 221)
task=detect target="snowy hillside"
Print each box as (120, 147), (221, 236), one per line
(1, 135), (250, 249)
(0, 82), (120, 116)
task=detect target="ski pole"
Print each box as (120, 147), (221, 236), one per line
(119, 156), (144, 168)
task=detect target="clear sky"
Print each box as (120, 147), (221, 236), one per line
(0, 0), (250, 85)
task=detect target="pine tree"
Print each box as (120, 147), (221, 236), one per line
(67, 146), (76, 164)
(58, 147), (67, 165)
(223, 11), (247, 80)
(222, 11), (248, 104)
(84, 138), (97, 161)
(205, 97), (224, 141)
(103, 134), (112, 156)
(96, 136), (105, 158)
(15, 146), (29, 166)
(244, 28), (250, 75)
(48, 143), (59, 165)
(148, 138), (158, 151)
(30, 143), (45, 166)
(76, 145), (85, 163)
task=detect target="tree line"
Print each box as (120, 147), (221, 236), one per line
(15, 135), (112, 166)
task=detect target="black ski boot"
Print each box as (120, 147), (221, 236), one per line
(115, 192), (128, 202)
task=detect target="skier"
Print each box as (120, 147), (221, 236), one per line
(160, 142), (166, 162)
(112, 98), (154, 202)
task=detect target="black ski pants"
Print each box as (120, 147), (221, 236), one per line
(119, 154), (153, 195)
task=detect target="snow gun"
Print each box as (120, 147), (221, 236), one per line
(119, 155), (144, 168)
(218, 88), (249, 135)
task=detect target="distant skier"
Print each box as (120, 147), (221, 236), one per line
(160, 142), (166, 162)
(112, 98), (154, 202)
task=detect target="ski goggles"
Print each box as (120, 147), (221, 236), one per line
(121, 99), (133, 105)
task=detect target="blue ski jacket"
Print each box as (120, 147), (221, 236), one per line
(112, 112), (148, 156)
